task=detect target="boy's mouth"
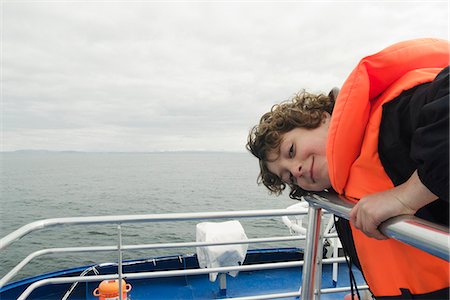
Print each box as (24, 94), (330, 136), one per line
(310, 156), (315, 183)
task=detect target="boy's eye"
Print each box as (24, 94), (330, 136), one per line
(289, 144), (294, 158)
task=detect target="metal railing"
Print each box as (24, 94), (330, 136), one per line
(1, 192), (448, 299)
(1, 207), (346, 300)
(300, 192), (450, 299)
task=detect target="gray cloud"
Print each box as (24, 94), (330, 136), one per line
(3, 1), (448, 152)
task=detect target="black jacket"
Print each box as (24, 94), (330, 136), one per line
(379, 66), (449, 226)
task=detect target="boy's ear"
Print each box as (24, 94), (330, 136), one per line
(328, 87), (340, 102)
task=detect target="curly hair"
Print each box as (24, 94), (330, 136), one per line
(246, 89), (337, 199)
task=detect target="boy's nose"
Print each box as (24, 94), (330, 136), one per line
(290, 164), (303, 178)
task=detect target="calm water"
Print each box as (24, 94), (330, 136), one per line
(0, 152), (298, 281)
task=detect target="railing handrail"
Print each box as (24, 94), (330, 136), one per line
(0, 208), (310, 250)
(304, 192), (450, 261)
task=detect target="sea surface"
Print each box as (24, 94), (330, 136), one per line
(0, 152), (300, 282)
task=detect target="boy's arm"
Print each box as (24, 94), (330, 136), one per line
(349, 170), (438, 240)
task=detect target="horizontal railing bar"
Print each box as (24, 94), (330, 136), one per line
(305, 192), (450, 261)
(228, 291), (300, 300)
(320, 285), (369, 294)
(228, 284), (369, 300)
(17, 257), (346, 300)
(1, 209), (310, 250)
(380, 216), (450, 261)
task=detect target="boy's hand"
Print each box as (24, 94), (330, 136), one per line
(349, 170), (438, 240)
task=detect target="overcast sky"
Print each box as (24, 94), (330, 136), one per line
(2, 1), (448, 152)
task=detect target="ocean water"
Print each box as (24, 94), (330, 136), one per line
(0, 152), (299, 281)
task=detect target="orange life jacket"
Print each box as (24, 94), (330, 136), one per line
(327, 38), (450, 297)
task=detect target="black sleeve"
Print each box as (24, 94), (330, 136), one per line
(410, 66), (449, 202)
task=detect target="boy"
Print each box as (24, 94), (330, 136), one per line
(247, 38), (449, 299)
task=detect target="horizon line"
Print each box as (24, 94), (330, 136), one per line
(1, 149), (249, 154)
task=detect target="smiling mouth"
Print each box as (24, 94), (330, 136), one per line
(310, 156), (315, 183)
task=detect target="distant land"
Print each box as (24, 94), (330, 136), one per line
(2, 149), (247, 154)
(5, 149), (83, 153)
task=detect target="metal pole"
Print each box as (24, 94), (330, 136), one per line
(300, 205), (322, 299)
(313, 213), (324, 300)
(118, 224), (123, 300)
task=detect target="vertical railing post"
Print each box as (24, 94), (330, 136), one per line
(117, 223), (123, 300)
(300, 204), (322, 299)
(313, 214), (325, 300)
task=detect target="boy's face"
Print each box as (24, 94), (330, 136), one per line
(266, 113), (331, 192)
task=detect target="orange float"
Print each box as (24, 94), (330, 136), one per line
(93, 279), (132, 300)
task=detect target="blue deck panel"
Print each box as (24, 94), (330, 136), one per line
(81, 265), (364, 299)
